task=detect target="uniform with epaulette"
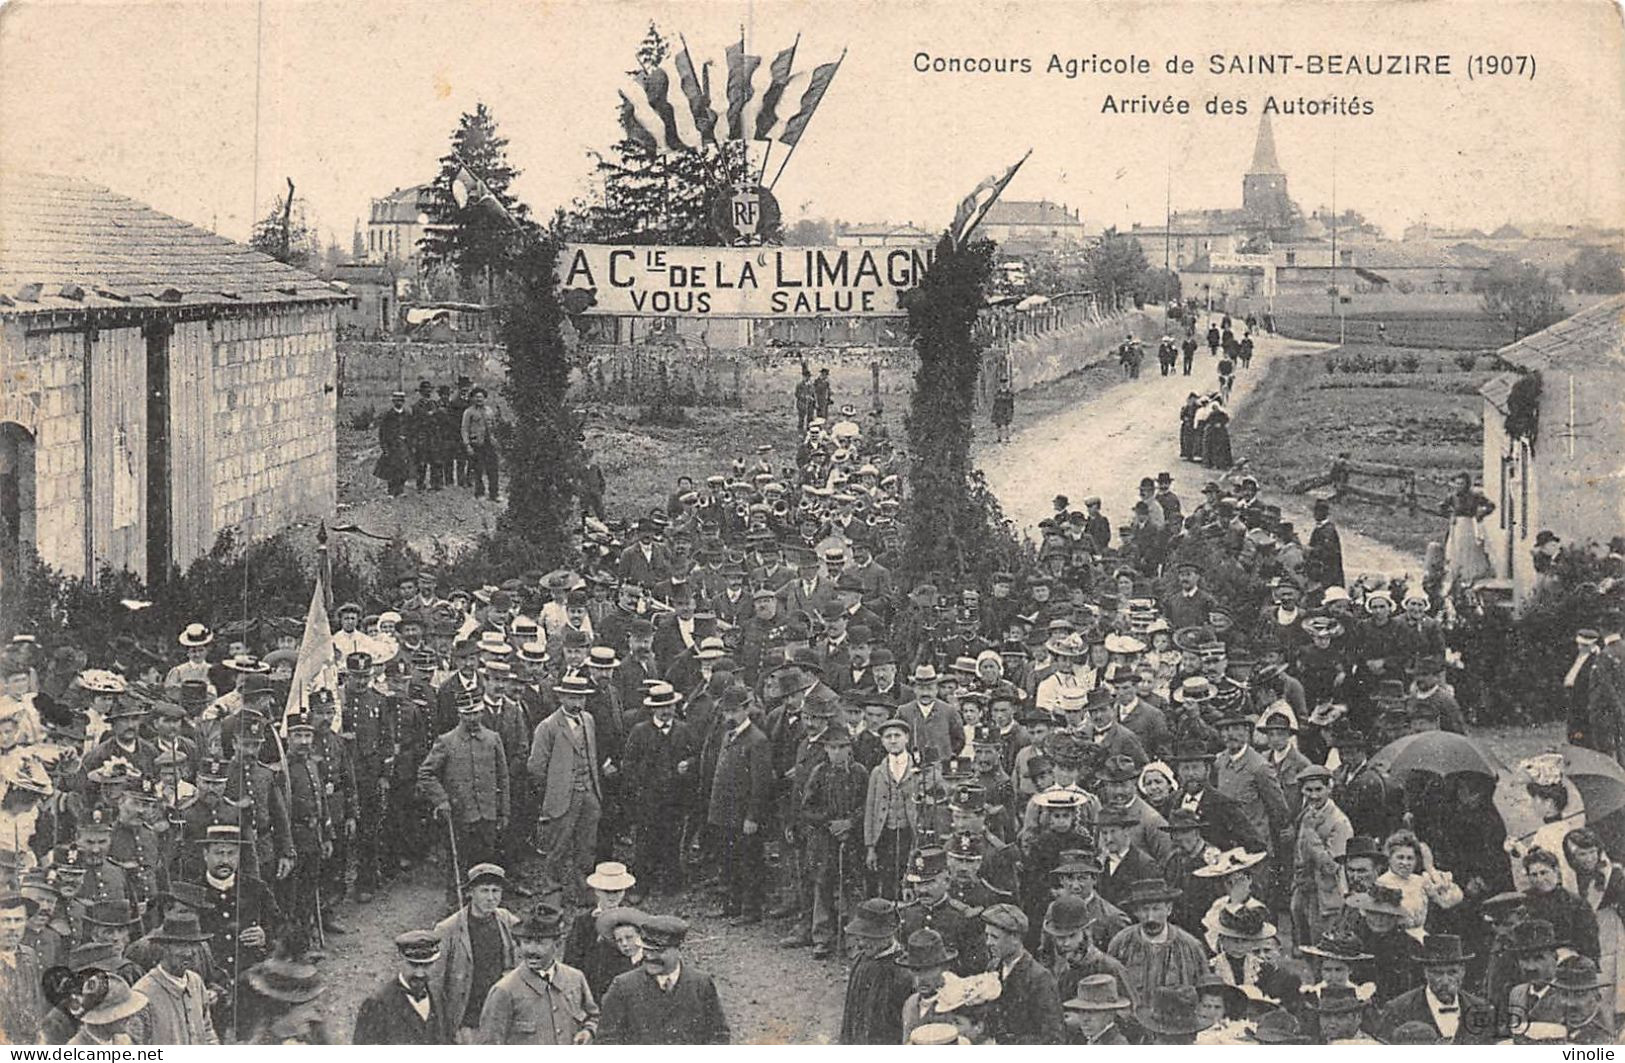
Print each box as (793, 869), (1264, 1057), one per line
(108, 778), (169, 925)
(799, 726), (869, 959)
(219, 718), (294, 887)
(897, 847), (987, 975)
(69, 804), (130, 912)
(191, 822), (282, 1039)
(343, 655), (399, 901)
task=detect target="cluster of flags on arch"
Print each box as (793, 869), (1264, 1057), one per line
(618, 31), (845, 188)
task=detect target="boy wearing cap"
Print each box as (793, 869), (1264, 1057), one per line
(431, 863), (518, 1041)
(981, 902), (1063, 1043)
(799, 726), (870, 959)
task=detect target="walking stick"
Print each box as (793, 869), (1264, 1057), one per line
(313, 879), (327, 951)
(445, 810), (466, 912)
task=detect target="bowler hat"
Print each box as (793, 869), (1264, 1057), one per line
(1042, 894), (1093, 935)
(514, 903), (565, 939)
(844, 898), (899, 940)
(1312, 984), (1369, 1015)
(1336, 835), (1384, 865)
(1507, 918), (1561, 953)
(1123, 877), (1182, 906)
(895, 928), (957, 969)
(1136, 985), (1207, 1036)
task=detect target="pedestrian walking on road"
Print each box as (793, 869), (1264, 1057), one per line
(1181, 334), (1197, 376)
(992, 380), (1015, 443)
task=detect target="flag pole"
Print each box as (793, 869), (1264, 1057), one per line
(756, 33), (800, 186)
(960, 148), (1033, 246)
(770, 48), (846, 192)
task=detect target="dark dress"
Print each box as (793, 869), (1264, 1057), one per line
(1201, 410), (1233, 469)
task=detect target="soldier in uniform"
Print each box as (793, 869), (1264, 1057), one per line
(190, 822), (281, 1041)
(898, 846), (987, 976)
(70, 806), (130, 913)
(282, 711), (334, 954)
(340, 658), (393, 904)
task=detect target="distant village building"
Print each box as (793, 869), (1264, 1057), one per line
(979, 200), (1088, 252)
(0, 171), (349, 588)
(1478, 294), (1625, 610)
(1270, 242), (1488, 295)
(835, 223), (936, 248)
(331, 262), (399, 336)
(366, 185), (437, 275)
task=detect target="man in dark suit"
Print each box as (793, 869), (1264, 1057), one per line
(621, 682), (700, 895)
(1167, 742), (1265, 854)
(980, 903), (1063, 1044)
(353, 930), (453, 1044)
(617, 522), (674, 595)
(598, 915), (729, 1043)
(434, 643), (483, 736)
(707, 686), (773, 921)
(1378, 935), (1493, 1044)
(1095, 811), (1162, 909)
(1307, 499), (1346, 590)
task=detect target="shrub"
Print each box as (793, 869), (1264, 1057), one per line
(1400, 353), (1422, 373)
(636, 395), (691, 426)
(1325, 357), (1340, 373)
(348, 406), (377, 431)
(1453, 352), (1478, 371)
(1375, 355), (1396, 374)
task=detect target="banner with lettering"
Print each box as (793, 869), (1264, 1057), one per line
(557, 243), (934, 317)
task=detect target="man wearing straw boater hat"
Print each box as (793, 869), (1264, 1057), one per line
(528, 673), (604, 904)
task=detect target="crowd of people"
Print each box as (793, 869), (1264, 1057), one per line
(1, 341), (1623, 1047)
(374, 376), (502, 502)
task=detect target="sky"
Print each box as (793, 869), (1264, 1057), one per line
(1, 0), (1622, 246)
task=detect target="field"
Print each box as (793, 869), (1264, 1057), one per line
(1230, 343), (1503, 557)
(1271, 309), (1512, 350)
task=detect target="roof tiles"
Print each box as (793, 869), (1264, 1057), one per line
(0, 170), (349, 316)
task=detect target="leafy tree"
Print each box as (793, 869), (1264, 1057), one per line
(1480, 255), (1566, 339)
(577, 21), (749, 245)
(899, 236), (1019, 585)
(1562, 246), (1625, 294)
(1084, 228), (1153, 310)
(494, 233), (590, 565)
(249, 182), (320, 269)
(783, 216), (836, 245)
(421, 102), (534, 280)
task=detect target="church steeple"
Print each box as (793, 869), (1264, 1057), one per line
(1248, 114), (1284, 175)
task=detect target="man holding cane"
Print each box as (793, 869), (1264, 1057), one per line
(419, 687), (510, 904)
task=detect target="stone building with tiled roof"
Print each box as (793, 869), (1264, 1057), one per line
(0, 170), (352, 587)
(1479, 294), (1625, 609)
(979, 200), (1088, 252)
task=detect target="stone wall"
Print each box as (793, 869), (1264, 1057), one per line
(338, 340), (508, 415)
(1004, 310), (1167, 392)
(0, 322), (88, 576)
(209, 307), (339, 540)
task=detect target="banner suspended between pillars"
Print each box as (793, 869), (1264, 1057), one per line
(557, 243), (934, 317)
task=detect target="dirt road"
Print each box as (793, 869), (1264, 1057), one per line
(977, 333), (1423, 580)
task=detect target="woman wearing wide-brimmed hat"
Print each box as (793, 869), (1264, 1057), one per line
(65, 977), (148, 1046)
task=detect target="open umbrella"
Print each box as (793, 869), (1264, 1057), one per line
(1548, 745), (1625, 823)
(1371, 730), (1506, 779)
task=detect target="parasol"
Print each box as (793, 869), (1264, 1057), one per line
(1371, 730), (1506, 779)
(1547, 746), (1625, 823)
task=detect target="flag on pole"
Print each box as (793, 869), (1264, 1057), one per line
(670, 38), (719, 146)
(622, 65), (697, 155)
(282, 571), (339, 727)
(448, 160), (519, 227)
(773, 52), (843, 146)
(725, 38), (799, 141)
(950, 150), (1032, 249)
